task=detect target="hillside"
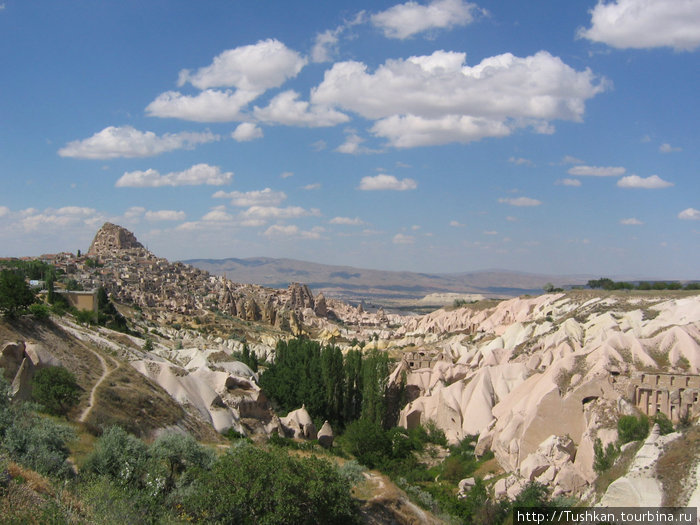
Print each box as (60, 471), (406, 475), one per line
(184, 256), (593, 305)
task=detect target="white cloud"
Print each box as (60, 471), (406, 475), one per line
(579, 0), (700, 51)
(567, 165), (626, 177)
(280, 171), (294, 178)
(303, 183), (321, 190)
(311, 50), (606, 147)
(556, 178), (582, 186)
(562, 155), (585, 164)
(145, 210), (186, 221)
(263, 224), (324, 239)
(330, 216), (365, 225)
(498, 197), (542, 206)
(392, 233), (415, 244)
(212, 188), (286, 207)
(679, 208), (700, 220)
(58, 126), (218, 159)
(0, 206), (10, 217)
(371, 0), (482, 39)
(620, 217), (643, 225)
(372, 114), (511, 148)
(254, 90), (349, 127)
(241, 206), (319, 221)
(509, 156), (534, 166)
(617, 174), (674, 189)
(449, 220), (465, 227)
(3, 206), (105, 233)
(232, 122), (263, 142)
(312, 28), (341, 63)
(358, 174), (417, 191)
(483, 230), (498, 235)
(146, 89), (258, 122)
(177, 39), (307, 91)
(201, 207), (235, 222)
(336, 132), (381, 154)
(311, 140), (327, 151)
(659, 142), (682, 153)
(116, 164), (233, 188)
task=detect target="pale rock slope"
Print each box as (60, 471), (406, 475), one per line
(392, 292), (700, 498)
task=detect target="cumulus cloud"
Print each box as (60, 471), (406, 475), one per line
(232, 122), (263, 141)
(177, 39), (307, 91)
(579, 0), (700, 51)
(330, 216), (365, 225)
(449, 220), (465, 227)
(562, 155), (585, 164)
(371, 0), (482, 39)
(263, 224), (324, 239)
(660, 142), (682, 153)
(567, 165), (626, 177)
(498, 197), (542, 206)
(620, 217), (643, 225)
(358, 174), (417, 191)
(312, 28), (342, 63)
(2, 206), (105, 233)
(617, 174), (673, 189)
(509, 156), (534, 166)
(311, 50), (606, 147)
(392, 233), (415, 244)
(241, 206), (320, 221)
(336, 131), (381, 154)
(212, 188), (286, 207)
(146, 89), (259, 122)
(678, 208), (700, 220)
(556, 178), (582, 186)
(116, 164), (233, 188)
(302, 183), (321, 190)
(145, 210), (186, 221)
(254, 91), (349, 127)
(58, 126), (218, 159)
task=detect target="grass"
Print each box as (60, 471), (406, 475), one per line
(657, 426), (700, 506)
(594, 440), (643, 496)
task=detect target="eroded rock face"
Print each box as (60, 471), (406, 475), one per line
(280, 406), (317, 439)
(288, 283), (315, 310)
(318, 420), (334, 448)
(88, 222), (146, 255)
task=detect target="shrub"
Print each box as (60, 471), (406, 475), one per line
(618, 415), (649, 444)
(1, 403), (75, 478)
(182, 442), (359, 524)
(0, 270), (35, 318)
(341, 418), (391, 469)
(82, 426), (149, 486)
(32, 366), (81, 417)
(148, 432), (215, 491)
(593, 438), (619, 473)
(29, 303), (50, 320)
(337, 459), (366, 485)
(653, 412), (674, 435)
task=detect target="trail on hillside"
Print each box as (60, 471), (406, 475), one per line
(78, 346), (119, 423)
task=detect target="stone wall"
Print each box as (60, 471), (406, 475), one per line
(402, 349), (441, 370)
(628, 372), (700, 422)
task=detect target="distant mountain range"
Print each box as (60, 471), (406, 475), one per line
(184, 256), (595, 305)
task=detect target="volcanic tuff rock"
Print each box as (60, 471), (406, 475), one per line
(88, 222), (146, 255)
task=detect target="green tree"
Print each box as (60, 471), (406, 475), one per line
(148, 432), (214, 491)
(32, 366), (81, 417)
(82, 426), (150, 486)
(617, 414), (649, 444)
(0, 269), (35, 318)
(361, 349), (390, 427)
(183, 442), (358, 524)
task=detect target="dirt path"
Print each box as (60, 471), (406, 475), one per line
(78, 347), (119, 423)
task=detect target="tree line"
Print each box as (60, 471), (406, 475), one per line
(258, 338), (391, 430)
(587, 278), (700, 291)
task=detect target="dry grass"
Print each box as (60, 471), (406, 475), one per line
(657, 426), (700, 506)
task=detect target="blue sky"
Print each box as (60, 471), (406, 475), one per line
(0, 0), (698, 278)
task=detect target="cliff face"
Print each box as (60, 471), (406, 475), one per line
(88, 222), (146, 255)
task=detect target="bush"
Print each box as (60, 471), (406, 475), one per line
(593, 438), (619, 473)
(341, 418), (391, 469)
(0, 270), (35, 318)
(618, 415), (649, 444)
(182, 442), (359, 524)
(148, 432), (215, 491)
(653, 412), (674, 435)
(29, 303), (50, 320)
(82, 426), (149, 486)
(32, 366), (81, 417)
(1, 403), (75, 478)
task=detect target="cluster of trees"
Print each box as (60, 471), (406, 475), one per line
(259, 338), (390, 429)
(0, 269), (37, 319)
(587, 278), (700, 291)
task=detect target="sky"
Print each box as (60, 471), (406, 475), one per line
(0, 0), (699, 278)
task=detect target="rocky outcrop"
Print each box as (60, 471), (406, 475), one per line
(288, 283), (315, 310)
(1, 341), (62, 400)
(280, 406), (317, 439)
(318, 420), (334, 448)
(88, 222), (145, 255)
